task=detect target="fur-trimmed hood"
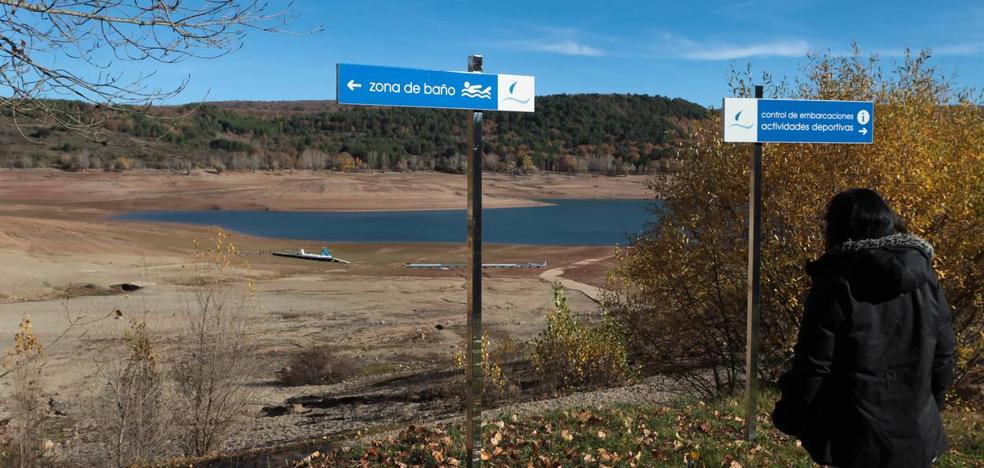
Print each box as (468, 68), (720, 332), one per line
(808, 233), (936, 302)
(832, 233), (935, 260)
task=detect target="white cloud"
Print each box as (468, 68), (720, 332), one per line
(512, 40), (605, 57)
(647, 33), (809, 61)
(934, 42), (984, 56)
(681, 40), (810, 60)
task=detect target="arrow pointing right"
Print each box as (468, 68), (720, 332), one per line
(859, 127), (868, 135)
(347, 80), (362, 91)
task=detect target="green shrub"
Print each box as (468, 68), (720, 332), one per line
(208, 138), (254, 153)
(530, 285), (633, 390)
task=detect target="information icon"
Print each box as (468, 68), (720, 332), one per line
(857, 109), (871, 125)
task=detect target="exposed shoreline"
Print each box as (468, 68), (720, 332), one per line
(0, 169), (658, 216)
(0, 169), (649, 303)
(0, 169), (645, 459)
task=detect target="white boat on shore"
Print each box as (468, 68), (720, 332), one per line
(272, 246), (350, 264)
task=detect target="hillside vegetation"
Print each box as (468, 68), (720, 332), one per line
(0, 94), (709, 174)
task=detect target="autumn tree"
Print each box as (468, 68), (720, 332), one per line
(607, 48), (984, 400)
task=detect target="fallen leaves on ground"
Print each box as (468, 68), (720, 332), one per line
(298, 391), (982, 467)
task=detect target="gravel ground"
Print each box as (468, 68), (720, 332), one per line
(195, 372), (685, 467)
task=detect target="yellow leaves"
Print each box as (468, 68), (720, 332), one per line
(560, 430), (573, 441)
(9, 317), (43, 356)
(530, 286), (632, 389)
(452, 332), (514, 399)
(194, 228), (249, 274)
(611, 55), (984, 396)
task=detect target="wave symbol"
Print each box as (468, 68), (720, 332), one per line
(461, 81), (492, 99)
(503, 96), (530, 104)
(462, 91), (492, 99)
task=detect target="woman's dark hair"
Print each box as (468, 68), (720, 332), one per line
(825, 188), (907, 249)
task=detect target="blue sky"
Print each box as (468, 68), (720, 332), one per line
(78, 0), (984, 106)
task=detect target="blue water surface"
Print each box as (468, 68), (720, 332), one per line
(115, 199), (660, 246)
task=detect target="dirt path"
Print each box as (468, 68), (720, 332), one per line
(539, 256), (612, 302)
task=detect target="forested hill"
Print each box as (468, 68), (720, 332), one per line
(0, 94), (710, 174)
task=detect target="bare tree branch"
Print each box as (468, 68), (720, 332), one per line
(0, 0), (319, 140)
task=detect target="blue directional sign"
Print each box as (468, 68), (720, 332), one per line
(337, 63), (535, 112)
(723, 98), (873, 144)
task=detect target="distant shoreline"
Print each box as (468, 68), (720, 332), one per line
(0, 169), (660, 215)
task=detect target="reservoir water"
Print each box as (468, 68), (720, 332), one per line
(115, 199), (659, 246)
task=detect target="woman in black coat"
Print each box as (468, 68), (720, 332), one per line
(772, 188), (956, 467)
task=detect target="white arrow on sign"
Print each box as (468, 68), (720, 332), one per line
(859, 127), (868, 135)
(347, 80), (362, 91)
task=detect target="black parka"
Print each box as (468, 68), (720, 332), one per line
(772, 233), (956, 468)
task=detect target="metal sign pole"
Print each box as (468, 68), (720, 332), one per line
(465, 54), (484, 468)
(722, 88), (872, 440)
(335, 57), (534, 466)
(745, 84), (764, 441)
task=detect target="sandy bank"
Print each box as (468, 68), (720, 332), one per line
(0, 169), (656, 215)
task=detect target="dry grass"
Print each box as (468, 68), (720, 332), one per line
(169, 231), (259, 456)
(278, 345), (359, 386)
(1, 319), (48, 467)
(88, 320), (172, 467)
